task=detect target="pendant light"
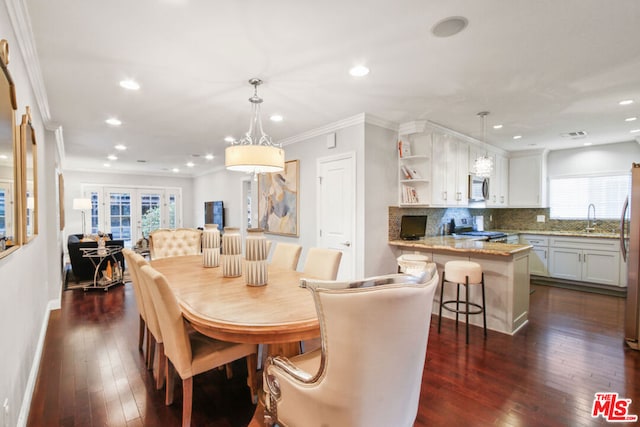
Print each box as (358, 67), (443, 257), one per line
(225, 78), (285, 174)
(472, 111), (493, 177)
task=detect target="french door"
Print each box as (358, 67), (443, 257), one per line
(84, 185), (181, 247)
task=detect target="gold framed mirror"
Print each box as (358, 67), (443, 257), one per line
(21, 106), (37, 242)
(0, 39), (19, 258)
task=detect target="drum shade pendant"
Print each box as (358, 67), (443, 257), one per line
(472, 111), (493, 178)
(225, 78), (285, 174)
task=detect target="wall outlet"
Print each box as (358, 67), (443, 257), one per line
(537, 215), (546, 223)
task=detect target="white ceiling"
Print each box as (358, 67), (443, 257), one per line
(24, 0), (640, 177)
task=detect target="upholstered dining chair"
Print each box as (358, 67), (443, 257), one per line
(122, 249), (148, 354)
(139, 264), (259, 427)
(302, 247), (342, 280)
(263, 267), (439, 427)
(149, 228), (202, 259)
(269, 242), (302, 270)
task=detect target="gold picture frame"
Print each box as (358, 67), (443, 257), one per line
(257, 160), (299, 236)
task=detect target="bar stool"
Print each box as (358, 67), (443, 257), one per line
(397, 253), (429, 274)
(437, 260), (487, 344)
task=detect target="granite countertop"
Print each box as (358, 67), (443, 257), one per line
(498, 230), (620, 239)
(389, 236), (532, 257)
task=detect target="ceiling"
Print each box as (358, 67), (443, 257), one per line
(24, 0), (640, 177)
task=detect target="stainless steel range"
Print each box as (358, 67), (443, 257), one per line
(452, 221), (508, 243)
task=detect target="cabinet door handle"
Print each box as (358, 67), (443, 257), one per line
(443, 191), (447, 200)
(544, 250), (547, 260)
(500, 196), (504, 203)
(578, 253), (581, 262)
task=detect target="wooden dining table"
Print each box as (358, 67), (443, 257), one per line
(150, 254), (321, 353)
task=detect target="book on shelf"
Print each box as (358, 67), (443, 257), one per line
(401, 184), (419, 204)
(398, 140), (412, 158)
(408, 167), (421, 179)
(400, 165), (412, 179)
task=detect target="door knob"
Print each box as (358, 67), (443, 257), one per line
(341, 241), (351, 247)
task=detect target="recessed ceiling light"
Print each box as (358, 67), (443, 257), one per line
(583, 142), (593, 146)
(205, 154), (214, 160)
(114, 144), (127, 151)
(493, 124), (503, 129)
(349, 65), (370, 77)
(107, 154), (118, 161)
(103, 163), (111, 167)
(431, 16), (468, 38)
(270, 114), (283, 122)
(224, 136), (235, 143)
(119, 79), (140, 90)
(186, 161), (195, 167)
(513, 135), (522, 140)
(619, 99), (634, 106)
(631, 129), (640, 134)
(172, 168), (180, 173)
(105, 118), (122, 126)
(625, 117), (637, 122)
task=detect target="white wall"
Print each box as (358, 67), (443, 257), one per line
(547, 140), (640, 176)
(363, 123), (398, 276)
(0, 5), (60, 425)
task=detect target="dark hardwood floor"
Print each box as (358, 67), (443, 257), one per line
(28, 281), (640, 426)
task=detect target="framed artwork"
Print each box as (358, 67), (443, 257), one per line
(258, 159), (299, 236)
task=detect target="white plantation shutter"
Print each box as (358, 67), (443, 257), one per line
(549, 173), (630, 219)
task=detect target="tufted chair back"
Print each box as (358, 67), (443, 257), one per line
(149, 228), (202, 260)
(264, 266), (439, 427)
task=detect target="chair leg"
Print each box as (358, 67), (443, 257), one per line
(182, 376), (193, 427)
(166, 361), (175, 406)
(225, 363), (234, 379)
(481, 273), (487, 337)
(455, 283), (460, 327)
(438, 271), (446, 333)
(465, 276), (470, 345)
(147, 331), (156, 371)
(138, 316), (145, 351)
(246, 353), (259, 404)
(156, 343), (166, 390)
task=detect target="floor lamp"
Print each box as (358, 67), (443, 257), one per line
(73, 198), (92, 237)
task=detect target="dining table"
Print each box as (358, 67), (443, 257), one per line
(150, 254), (321, 425)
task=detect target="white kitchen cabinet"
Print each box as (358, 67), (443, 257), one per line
(548, 237), (621, 286)
(431, 132), (468, 207)
(508, 152), (547, 207)
(520, 235), (549, 276)
(487, 154), (509, 207)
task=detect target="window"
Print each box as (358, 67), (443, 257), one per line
(549, 173), (629, 219)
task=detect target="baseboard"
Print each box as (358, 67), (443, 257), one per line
(531, 276), (626, 297)
(17, 298), (60, 427)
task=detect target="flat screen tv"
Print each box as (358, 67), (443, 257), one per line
(204, 201), (225, 231)
(400, 215), (427, 240)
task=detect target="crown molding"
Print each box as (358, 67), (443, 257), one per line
(5, 0), (54, 128)
(278, 113), (398, 147)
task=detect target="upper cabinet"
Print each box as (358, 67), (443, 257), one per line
(431, 132), (468, 207)
(0, 40), (18, 258)
(508, 151), (548, 207)
(398, 121), (508, 208)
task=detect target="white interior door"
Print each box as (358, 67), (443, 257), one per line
(317, 153), (356, 280)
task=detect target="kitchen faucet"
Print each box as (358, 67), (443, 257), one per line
(586, 203), (596, 232)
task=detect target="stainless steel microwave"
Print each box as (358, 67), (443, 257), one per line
(468, 175), (489, 201)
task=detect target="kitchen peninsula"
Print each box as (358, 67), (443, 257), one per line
(390, 236), (532, 335)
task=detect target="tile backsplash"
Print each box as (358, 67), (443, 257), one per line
(388, 206), (619, 240)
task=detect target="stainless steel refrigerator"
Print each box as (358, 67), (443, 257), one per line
(623, 163), (640, 350)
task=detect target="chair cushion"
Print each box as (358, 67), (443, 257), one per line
(444, 260), (482, 284)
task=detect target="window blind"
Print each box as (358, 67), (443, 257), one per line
(549, 174), (629, 219)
